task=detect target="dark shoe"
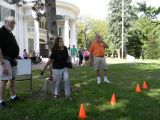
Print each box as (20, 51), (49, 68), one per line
(0, 101), (7, 108)
(66, 96), (73, 101)
(10, 96), (20, 102)
(53, 95), (59, 99)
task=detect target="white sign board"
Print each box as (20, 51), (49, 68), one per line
(127, 54), (135, 62)
(17, 59), (32, 75)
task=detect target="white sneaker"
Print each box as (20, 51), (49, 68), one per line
(104, 79), (112, 83)
(97, 79), (101, 84)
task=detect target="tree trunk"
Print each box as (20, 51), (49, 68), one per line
(45, 0), (58, 50)
(45, 0), (58, 92)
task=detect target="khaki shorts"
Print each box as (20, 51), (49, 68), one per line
(93, 56), (108, 70)
(0, 59), (17, 80)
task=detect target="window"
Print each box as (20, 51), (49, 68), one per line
(39, 21), (46, 29)
(0, 5), (15, 21)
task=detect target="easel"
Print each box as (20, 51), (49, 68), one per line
(16, 59), (32, 92)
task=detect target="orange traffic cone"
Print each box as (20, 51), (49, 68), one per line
(136, 84), (141, 93)
(79, 104), (87, 120)
(110, 93), (116, 105)
(143, 81), (148, 89)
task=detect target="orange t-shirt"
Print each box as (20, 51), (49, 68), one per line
(89, 41), (105, 57)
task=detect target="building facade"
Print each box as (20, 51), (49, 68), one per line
(0, 0), (80, 57)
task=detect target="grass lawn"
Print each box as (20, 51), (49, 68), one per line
(1, 60), (160, 120)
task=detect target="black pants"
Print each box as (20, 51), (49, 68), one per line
(79, 55), (83, 65)
(84, 56), (89, 61)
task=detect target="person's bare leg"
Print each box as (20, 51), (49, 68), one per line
(96, 70), (100, 77)
(0, 80), (7, 101)
(103, 69), (111, 83)
(96, 70), (101, 84)
(8, 80), (16, 96)
(103, 69), (107, 76)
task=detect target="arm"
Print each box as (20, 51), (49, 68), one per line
(76, 48), (78, 56)
(0, 49), (4, 63)
(88, 44), (94, 66)
(101, 40), (108, 48)
(0, 49), (8, 75)
(0, 31), (3, 63)
(0, 30), (8, 74)
(65, 46), (71, 61)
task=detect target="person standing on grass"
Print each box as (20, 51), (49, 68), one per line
(0, 16), (20, 108)
(89, 34), (111, 84)
(70, 45), (78, 64)
(78, 47), (83, 65)
(83, 49), (90, 61)
(41, 36), (72, 100)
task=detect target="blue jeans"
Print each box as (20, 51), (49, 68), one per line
(52, 68), (71, 96)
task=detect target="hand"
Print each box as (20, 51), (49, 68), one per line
(40, 70), (44, 75)
(2, 65), (9, 75)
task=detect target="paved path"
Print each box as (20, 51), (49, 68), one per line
(32, 58), (48, 70)
(32, 57), (123, 70)
(32, 57), (147, 70)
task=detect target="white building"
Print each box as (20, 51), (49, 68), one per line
(0, 0), (80, 57)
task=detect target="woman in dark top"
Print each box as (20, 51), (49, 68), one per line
(42, 36), (72, 100)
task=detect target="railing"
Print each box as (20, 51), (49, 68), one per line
(27, 26), (47, 34)
(39, 28), (47, 34)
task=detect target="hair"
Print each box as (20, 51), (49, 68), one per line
(53, 36), (63, 49)
(4, 16), (15, 23)
(23, 49), (26, 52)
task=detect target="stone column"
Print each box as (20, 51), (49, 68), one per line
(64, 16), (70, 47)
(34, 20), (40, 52)
(70, 19), (77, 48)
(23, 19), (28, 55)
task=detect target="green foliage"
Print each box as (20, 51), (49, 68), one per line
(137, 2), (160, 19)
(108, 0), (122, 49)
(127, 1), (160, 59)
(127, 29), (143, 58)
(77, 17), (108, 49)
(108, 0), (137, 57)
(131, 17), (160, 59)
(146, 38), (160, 59)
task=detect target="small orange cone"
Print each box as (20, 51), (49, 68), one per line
(136, 84), (141, 93)
(143, 81), (148, 89)
(79, 104), (87, 120)
(110, 93), (116, 105)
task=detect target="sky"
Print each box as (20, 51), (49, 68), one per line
(74, 0), (107, 19)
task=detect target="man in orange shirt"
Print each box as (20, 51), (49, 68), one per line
(89, 34), (111, 84)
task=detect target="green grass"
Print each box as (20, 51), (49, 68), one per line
(1, 61), (160, 120)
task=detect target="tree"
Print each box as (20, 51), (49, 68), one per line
(77, 16), (90, 49)
(108, 0), (137, 58)
(77, 16), (108, 50)
(32, 0), (58, 50)
(132, 2), (160, 59)
(136, 2), (160, 19)
(127, 29), (143, 58)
